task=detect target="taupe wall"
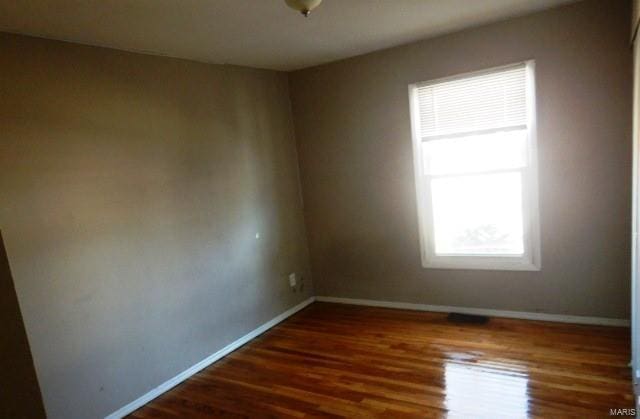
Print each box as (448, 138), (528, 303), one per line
(0, 231), (46, 419)
(289, 0), (632, 319)
(633, 0), (640, 38)
(0, 33), (312, 418)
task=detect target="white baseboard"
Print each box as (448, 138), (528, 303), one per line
(315, 296), (630, 327)
(105, 296), (315, 419)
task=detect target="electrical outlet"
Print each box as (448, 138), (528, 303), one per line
(288, 273), (297, 287)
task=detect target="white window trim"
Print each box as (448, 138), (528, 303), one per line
(408, 61), (541, 271)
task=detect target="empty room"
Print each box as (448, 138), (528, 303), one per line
(2, 0), (639, 417)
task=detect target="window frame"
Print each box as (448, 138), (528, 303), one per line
(408, 61), (541, 271)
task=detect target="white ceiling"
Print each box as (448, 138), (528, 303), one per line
(0, 0), (578, 71)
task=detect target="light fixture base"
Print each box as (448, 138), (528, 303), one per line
(285, 0), (322, 17)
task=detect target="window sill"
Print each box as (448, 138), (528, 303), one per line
(422, 257), (541, 272)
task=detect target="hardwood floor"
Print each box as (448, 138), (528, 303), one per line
(130, 302), (634, 418)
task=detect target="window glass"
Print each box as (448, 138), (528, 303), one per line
(430, 172), (525, 255)
(422, 129), (527, 176)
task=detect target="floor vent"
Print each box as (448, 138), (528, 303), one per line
(447, 312), (489, 324)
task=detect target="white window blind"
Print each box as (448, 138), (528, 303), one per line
(417, 64), (527, 139)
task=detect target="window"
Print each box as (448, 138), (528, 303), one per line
(409, 61), (540, 271)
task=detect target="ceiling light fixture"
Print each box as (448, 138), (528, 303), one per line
(285, 0), (323, 17)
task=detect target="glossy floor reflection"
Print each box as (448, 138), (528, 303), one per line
(130, 302), (633, 418)
(445, 361), (528, 418)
